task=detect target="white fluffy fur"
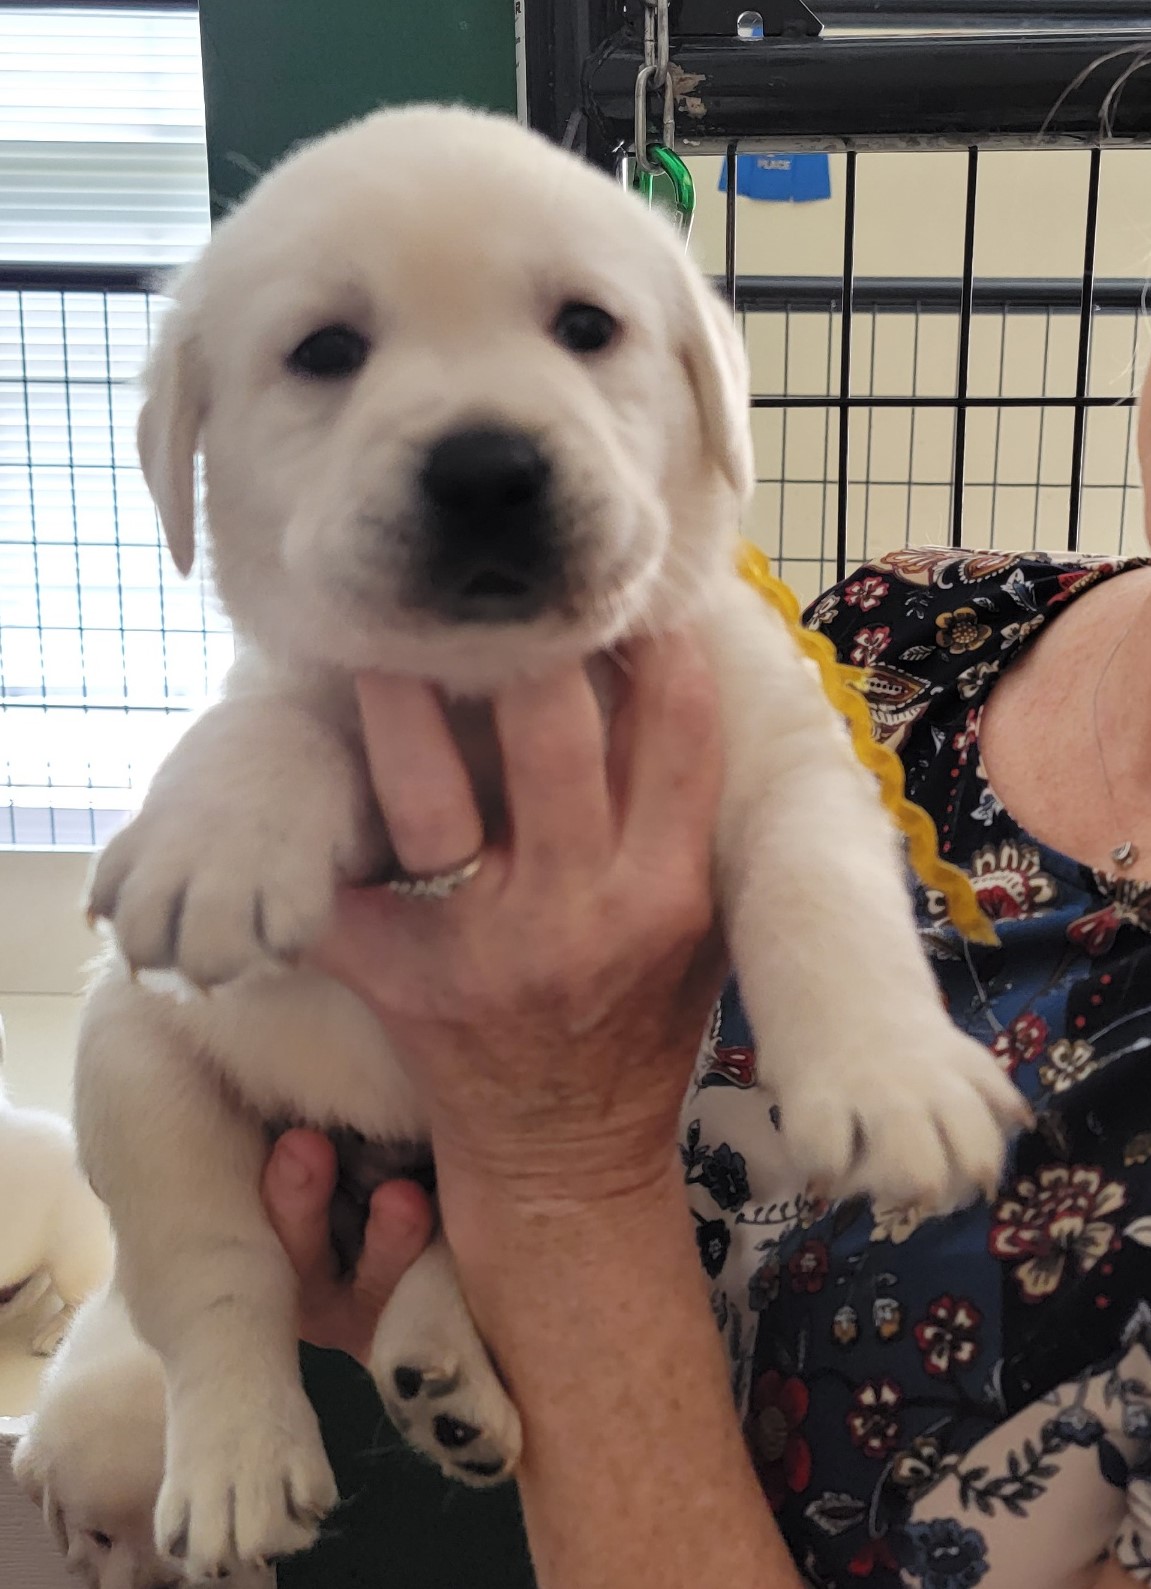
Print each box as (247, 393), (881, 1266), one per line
(0, 1018), (112, 1357)
(12, 1285), (272, 1589)
(54, 106), (1024, 1580)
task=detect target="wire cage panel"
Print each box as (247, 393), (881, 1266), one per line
(739, 277), (1147, 609)
(0, 285), (232, 846)
(688, 141), (1151, 608)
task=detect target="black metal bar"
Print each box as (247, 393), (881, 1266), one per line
(755, 474), (1139, 488)
(778, 303), (792, 564)
(951, 148), (979, 547)
(0, 264), (161, 293)
(724, 142), (738, 309)
(1030, 309), (1054, 550)
(750, 393), (1138, 408)
(815, 0), (1151, 21)
(524, 0), (624, 158)
(1066, 146), (1102, 551)
(988, 294), (1009, 548)
(5, 263), (1147, 324)
(1118, 313), (1142, 552)
(905, 303), (923, 544)
(818, 299), (835, 573)
(861, 285), (880, 562)
(586, 31), (1151, 149)
(835, 150), (857, 580)
(723, 274), (1151, 314)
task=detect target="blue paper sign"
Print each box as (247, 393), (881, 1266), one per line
(719, 152), (831, 204)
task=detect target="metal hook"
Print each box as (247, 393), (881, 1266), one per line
(632, 143), (696, 239)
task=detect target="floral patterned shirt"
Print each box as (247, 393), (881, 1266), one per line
(686, 550), (1151, 1589)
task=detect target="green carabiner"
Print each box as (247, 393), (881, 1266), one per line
(632, 144), (696, 241)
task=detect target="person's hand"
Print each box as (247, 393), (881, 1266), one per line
(312, 628), (726, 1213)
(262, 1127), (434, 1364)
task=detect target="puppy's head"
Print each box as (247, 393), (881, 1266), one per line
(139, 106), (752, 691)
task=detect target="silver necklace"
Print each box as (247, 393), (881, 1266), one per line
(1091, 599), (1143, 870)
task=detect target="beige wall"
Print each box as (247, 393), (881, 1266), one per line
(0, 851), (93, 1119)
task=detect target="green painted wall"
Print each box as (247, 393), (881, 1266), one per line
(194, 16), (533, 1586)
(197, 0), (518, 216)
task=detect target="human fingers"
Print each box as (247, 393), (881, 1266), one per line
(615, 630), (723, 863)
(495, 664), (614, 880)
(356, 673), (485, 877)
(353, 1180), (436, 1312)
(262, 1129), (340, 1288)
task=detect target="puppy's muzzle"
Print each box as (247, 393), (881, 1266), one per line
(413, 425), (566, 623)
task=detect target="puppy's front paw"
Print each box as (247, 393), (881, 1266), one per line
(373, 1334), (521, 1487)
(89, 788), (359, 988)
(780, 1020), (1029, 1212)
(157, 1390), (338, 1577)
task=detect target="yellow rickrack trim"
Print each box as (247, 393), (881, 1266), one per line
(736, 541), (999, 948)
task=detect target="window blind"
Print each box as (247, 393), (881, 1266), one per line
(0, 5), (210, 265)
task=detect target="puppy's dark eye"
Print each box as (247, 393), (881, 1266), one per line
(287, 324), (369, 379)
(553, 302), (618, 354)
(87, 1530), (113, 1549)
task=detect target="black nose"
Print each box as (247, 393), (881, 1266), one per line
(421, 427), (550, 518)
(416, 427), (562, 623)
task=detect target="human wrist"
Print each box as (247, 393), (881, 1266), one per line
(424, 1082), (688, 1212)
(438, 1154), (712, 1407)
(435, 1149), (692, 1303)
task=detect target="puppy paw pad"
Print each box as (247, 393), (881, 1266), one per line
(393, 1366), (425, 1400)
(434, 1415), (480, 1449)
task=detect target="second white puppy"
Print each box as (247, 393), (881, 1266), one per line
(0, 1018), (112, 1358)
(76, 105), (1025, 1580)
(12, 1286), (273, 1589)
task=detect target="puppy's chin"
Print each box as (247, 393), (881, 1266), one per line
(244, 551), (672, 694)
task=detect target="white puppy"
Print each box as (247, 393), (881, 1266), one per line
(72, 105), (1024, 1580)
(0, 1017), (112, 1357)
(12, 1285), (273, 1589)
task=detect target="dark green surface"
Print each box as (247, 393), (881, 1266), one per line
(281, 1347), (535, 1589)
(197, 0), (518, 218)
(196, 10), (529, 1583)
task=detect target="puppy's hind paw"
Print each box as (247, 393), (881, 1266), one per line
(375, 1351), (522, 1487)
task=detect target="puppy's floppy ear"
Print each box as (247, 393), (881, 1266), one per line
(676, 266), (755, 501)
(136, 293), (207, 578)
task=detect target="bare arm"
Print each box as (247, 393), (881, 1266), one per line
(261, 1122), (797, 1588)
(442, 1164), (803, 1589)
(314, 630), (803, 1589)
